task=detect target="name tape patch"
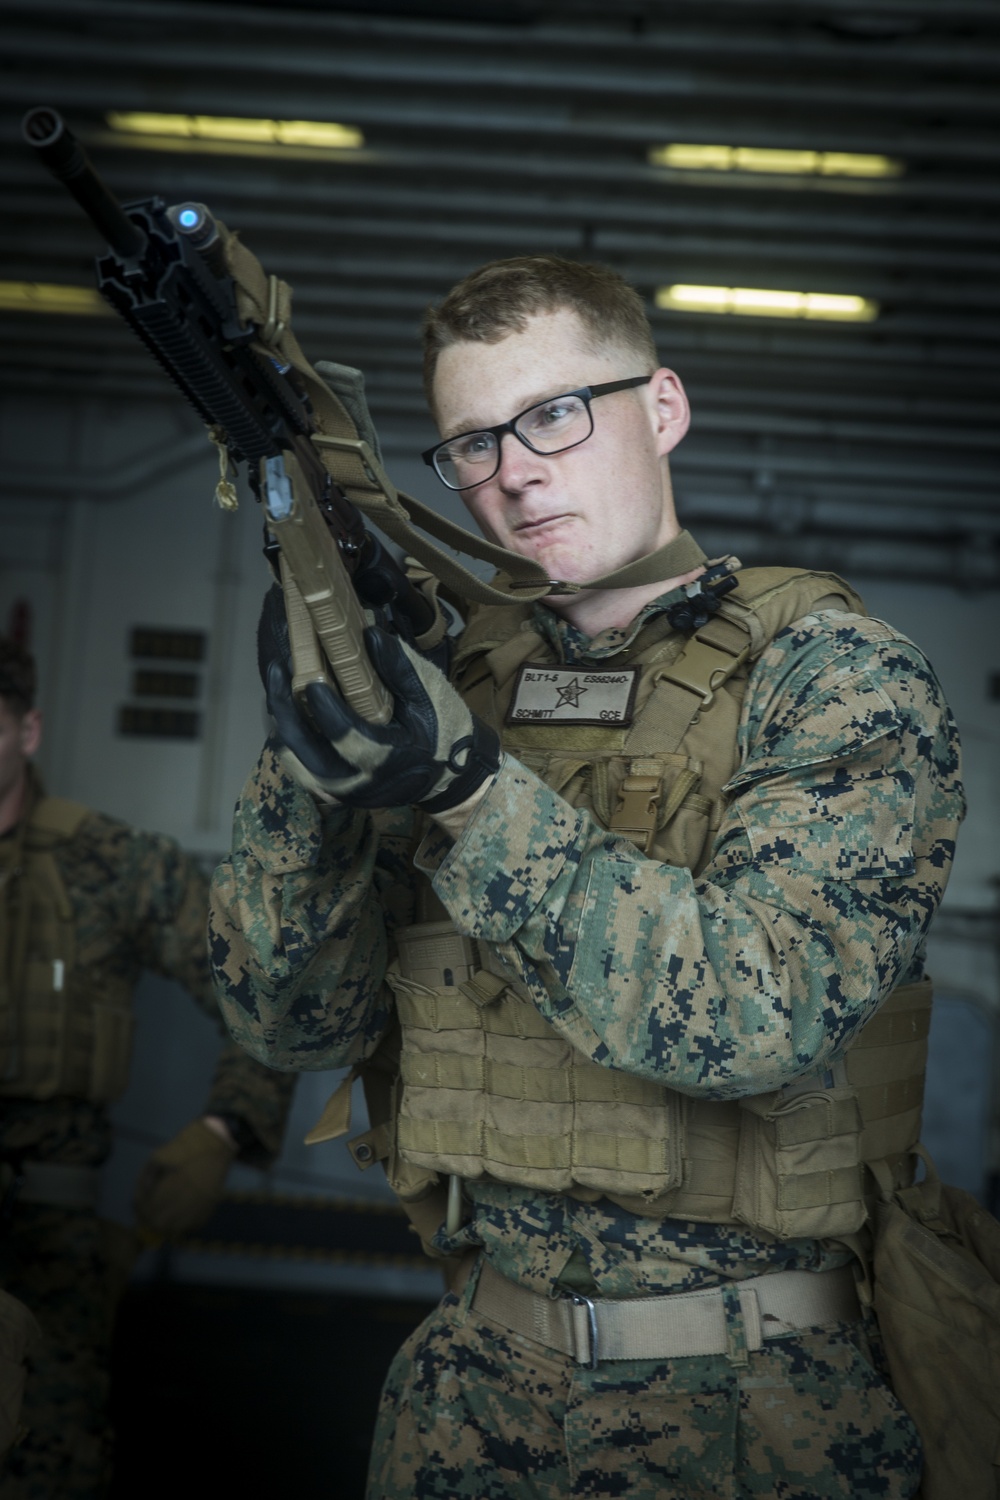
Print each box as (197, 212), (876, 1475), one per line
(507, 663), (640, 725)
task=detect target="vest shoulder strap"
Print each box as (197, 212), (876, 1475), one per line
(715, 567), (867, 658)
(635, 567), (867, 762)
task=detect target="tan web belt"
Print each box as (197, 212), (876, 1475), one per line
(472, 1258), (860, 1368)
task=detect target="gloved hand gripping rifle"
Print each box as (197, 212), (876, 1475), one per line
(23, 106), (441, 723)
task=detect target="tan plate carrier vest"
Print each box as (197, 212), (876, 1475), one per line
(317, 566), (931, 1245)
(0, 796), (135, 1104)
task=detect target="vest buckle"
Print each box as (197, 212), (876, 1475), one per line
(656, 636), (749, 710)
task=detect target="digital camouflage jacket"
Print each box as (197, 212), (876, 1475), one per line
(0, 772), (295, 1169)
(210, 583), (964, 1296)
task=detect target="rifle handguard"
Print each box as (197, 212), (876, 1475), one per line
(263, 451), (392, 726)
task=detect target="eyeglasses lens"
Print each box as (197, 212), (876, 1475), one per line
(434, 433), (498, 490)
(434, 394), (593, 489)
(516, 393), (590, 451)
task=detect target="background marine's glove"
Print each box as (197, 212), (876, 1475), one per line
(133, 1118), (237, 1239)
(265, 624), (500, 813)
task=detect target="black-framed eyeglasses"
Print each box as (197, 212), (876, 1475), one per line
(421, 375), (652, 491)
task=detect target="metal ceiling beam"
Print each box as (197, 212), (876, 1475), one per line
(1, 0), (996, 590)
(5, 6), (1000, 140)
(3, 305), (998, 377)
(8, 0), (1000, 81)
(7, 166), (1000, 250)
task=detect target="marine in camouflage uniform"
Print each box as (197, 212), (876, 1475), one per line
(210, 257), (965, 1499)
(0, 639), (296, 1500)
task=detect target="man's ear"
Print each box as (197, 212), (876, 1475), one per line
(648, 368), (691, 457)
(20, 709), (42, 759)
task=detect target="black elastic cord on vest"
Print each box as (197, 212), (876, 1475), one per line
(665, 560), (740, 634)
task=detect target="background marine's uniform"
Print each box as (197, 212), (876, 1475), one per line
(211, 556), (964, 1498)
(0, 774), (296, 1500)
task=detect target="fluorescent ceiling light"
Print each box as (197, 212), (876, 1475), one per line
(649, 144), (903, 178)
(656, 284), (879, 321)
(0, 281), (107, 315)
(106, 112), (364, 151)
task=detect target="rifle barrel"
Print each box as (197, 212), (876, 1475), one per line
(22, 106), (147, 260)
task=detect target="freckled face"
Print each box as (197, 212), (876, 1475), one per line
(431, 308), (688, 587)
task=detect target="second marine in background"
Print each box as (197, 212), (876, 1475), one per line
(0, 635), (295, 1500)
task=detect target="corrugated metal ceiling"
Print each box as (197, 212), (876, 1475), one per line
(1, 0), (998, 584)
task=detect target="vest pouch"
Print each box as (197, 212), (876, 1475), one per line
(0, 957), (68, 1097)
(520, 749), (716, 875)
(391, 954), (688, 1199)
(869, 1149), (1000, 1499)
(88, 1001), (136, 1104)
(649, 786), (715, 872)
(604, 753), (716, 874)
(733, 1085), (867, 1239)
(395, 922), (479, 990)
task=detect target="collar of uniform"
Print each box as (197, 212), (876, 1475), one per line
(531, 581), (696, 665)
(23, 763), (45, 813)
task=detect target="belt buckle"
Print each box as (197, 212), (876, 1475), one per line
(571, 1294), (599, 1369)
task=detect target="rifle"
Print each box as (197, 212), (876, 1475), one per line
(22, 106), (440, 724)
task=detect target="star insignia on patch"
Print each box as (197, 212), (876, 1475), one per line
(555, 676), (587, 708)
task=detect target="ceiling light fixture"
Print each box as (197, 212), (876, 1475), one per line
(106, 112), (364, 152)
(656, 284), (879, 321)
(0, 281), (107, 315)
(649, 144), (903, 178)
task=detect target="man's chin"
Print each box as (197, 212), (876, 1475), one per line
(508, 538), (596, 589)
(540, 569), (601, 607)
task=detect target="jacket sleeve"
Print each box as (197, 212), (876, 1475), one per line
(208, 738), (417, 1071)
(123, 819), (297, 1163)
(419, 613), (966, 1100)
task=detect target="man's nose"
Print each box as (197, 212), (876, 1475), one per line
(494, 429), (545, 491)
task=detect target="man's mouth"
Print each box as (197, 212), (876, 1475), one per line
(513, 513), (571, 534)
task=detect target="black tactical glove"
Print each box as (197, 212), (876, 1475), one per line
(257, 581), (294, 689)
(265, 623), (499, 813)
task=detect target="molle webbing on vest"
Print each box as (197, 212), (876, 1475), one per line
(846, 980), (932, 1172)
(732, 980), (934, 1238)
(391, 967), (684, 1198)
(388, 932), (931, 1238)
(0, 798), (136, 1104)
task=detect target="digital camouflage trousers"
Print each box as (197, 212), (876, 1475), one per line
(367, 1262), (922, 1500)
(0, 1206), (116, 1500)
